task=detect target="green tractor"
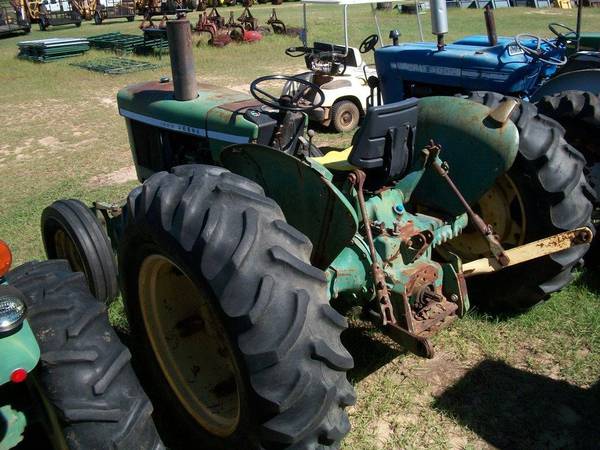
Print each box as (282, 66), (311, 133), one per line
(0, 239), (164, 449)
(40, 19), (594, 449)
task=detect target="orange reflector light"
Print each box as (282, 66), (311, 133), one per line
(0, 240), (12, 278)
(10, 368), (27, 383)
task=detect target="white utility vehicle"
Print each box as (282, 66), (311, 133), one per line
(283, 0), (390, 132)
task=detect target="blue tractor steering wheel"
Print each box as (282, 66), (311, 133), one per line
(515, 33), (567, 66)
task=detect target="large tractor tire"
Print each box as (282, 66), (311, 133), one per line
(118, 165), (356, 450)
(6, 260), (164, 450)
(41, 199), (119, 303)
(449, 92), (594, 312)
(536, 90), (600, 263)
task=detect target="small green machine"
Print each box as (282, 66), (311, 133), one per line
(41, 18), (594, 450)
(0, 237), (163, 449)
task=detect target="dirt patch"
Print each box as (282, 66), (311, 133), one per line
(411, 351), (472, 396)
(87, 166), (137, 187)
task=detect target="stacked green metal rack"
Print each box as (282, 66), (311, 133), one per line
(87, 32), (169, 55)
(17, 38), (90, 62)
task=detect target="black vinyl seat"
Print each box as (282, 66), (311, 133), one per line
(348, 97), (419, 190)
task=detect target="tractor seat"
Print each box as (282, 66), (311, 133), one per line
(313, 99), (418, 190)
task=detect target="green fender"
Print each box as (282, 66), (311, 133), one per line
(221, 144), (358, 268)
(0, 320), (39, 386)
(410, 96), (519, 217)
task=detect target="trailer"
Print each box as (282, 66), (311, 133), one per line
(0, 0), (31, 36)
(94, 0), (134, 23)
(136, 0), (192, 19)
(37, 0), (82, 29)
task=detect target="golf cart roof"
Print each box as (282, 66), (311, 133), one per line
(300, 0), (386, 5)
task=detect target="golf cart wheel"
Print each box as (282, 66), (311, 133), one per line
(94, 11), (103, 24)
(6, 260), (164, 450)
(536, 90), (600, 263)
(450, 92), (594, 312)
(118, 165), (355, 450)
(330, 100), (360, 133)
(41, 199), (118, 303)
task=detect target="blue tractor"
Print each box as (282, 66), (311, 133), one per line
(375, 1), (600, 102)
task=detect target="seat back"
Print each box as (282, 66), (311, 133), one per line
(348, 98), (418, 189)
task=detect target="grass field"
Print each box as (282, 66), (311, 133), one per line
(1, 4), (599, 449)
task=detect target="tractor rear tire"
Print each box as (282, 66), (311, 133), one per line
(6, 260), (164, 450)
(331, 100), (360, 133)
(536, 90), (600, 263)
(41, 199), (119, 303)
(456, 92), (594, 312)
(118, 165), (355, 450)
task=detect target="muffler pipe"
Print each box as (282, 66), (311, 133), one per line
(484, 5), (498, 46)
(430, 0), (448, 51)
(167, 18), (198, 101)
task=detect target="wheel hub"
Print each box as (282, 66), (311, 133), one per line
(446, 174), (526, 260)
(138, 254), (242, 437)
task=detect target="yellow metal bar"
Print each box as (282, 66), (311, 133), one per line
(463, 227), (593, 277)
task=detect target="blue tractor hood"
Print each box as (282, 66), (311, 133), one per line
(375, 35), (556, 102)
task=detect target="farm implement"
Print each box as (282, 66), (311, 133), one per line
(0, 240), (164, 449)
(39, 16), (594, 449)
(0, 0), (30, 36)
(93, 0), (135, 24)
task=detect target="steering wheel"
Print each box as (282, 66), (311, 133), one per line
(285, 46), (311, 57)
(250, 75), (325, 112)
(548, 23), (576, 42)
(514, 34), (567, 66)
(359, 34), (379, 54)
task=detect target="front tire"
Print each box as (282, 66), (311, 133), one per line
(118, 165), (355, 449)
(450, 92), (594, 311)
(41, 199), (119, 303)
(6, 260), (164, 450)
(330, 100), (360, 133)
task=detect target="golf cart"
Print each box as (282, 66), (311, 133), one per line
(283, 0), (388, 132)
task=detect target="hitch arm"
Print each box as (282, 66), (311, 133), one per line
(462, 227), (593, 277)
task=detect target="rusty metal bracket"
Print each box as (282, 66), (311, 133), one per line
(427, 140), (510, 266)
(349, 170), (397, 326)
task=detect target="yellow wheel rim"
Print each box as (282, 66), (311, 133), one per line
(138, 254), (242, 437)
(447, 174), (526, 261)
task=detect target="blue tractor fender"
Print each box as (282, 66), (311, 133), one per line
(530, 69), (600, 102)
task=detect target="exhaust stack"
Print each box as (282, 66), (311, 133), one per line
(166, 18), (198, 101)
(484, 5), (498, 46)
(430, 0), (448, 50)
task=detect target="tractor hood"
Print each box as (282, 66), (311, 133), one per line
(375, 37), (549, 101)
(117, 80), (261, 153)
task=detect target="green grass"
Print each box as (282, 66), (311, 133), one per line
(1, 4), (599, 449)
